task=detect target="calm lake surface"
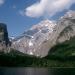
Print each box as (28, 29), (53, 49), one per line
(0, 68), (75, 75)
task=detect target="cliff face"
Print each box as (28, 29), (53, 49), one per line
(56, 11), (75, 43)
(0, 23), (9, 51)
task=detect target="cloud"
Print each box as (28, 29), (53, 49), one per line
(0, 0), (4, 6)
(24, 0), (75, 18)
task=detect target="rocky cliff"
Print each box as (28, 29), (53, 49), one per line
(0, 23), (9, 52)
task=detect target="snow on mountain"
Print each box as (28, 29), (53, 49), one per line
(9, 36), (15, 41)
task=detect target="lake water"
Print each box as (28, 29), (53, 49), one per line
(0, 68), (75, 75)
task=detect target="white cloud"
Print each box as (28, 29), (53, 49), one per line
(0, 0), (4, 6)
(24, 0), (75, 18)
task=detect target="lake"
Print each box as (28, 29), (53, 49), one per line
(0, 68), (75, 75)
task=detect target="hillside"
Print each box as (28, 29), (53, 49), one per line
(46, 36), (75, 60)
(0, 37), (75, 67)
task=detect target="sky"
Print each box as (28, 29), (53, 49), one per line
(0, 0), (75, 37)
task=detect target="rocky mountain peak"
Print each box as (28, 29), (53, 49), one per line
(31, 19), (56, 30)
(11, 11), (75, 57)
(60, 10), (75, 19)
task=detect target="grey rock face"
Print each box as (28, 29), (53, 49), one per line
(56, 11), (75, 43)
(0, 23), (9, 51)
(12, 11), (75, 57)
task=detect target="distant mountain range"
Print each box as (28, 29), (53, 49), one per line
(0, 10), (75, 57)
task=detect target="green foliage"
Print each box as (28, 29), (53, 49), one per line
(0, 37), (75, 67)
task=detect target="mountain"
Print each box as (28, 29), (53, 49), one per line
(11, 19), (56, 57)
(0, 23), (10, 52)
(11, 11), (75, 57)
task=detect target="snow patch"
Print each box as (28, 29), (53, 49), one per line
(29, 41), (33, 46)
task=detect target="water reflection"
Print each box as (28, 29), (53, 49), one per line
(0, 68), (75, 75)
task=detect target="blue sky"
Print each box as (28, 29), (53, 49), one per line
(0, 0), (75, 37)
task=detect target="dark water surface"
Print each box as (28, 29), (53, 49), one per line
(0, 68), (75, 75)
